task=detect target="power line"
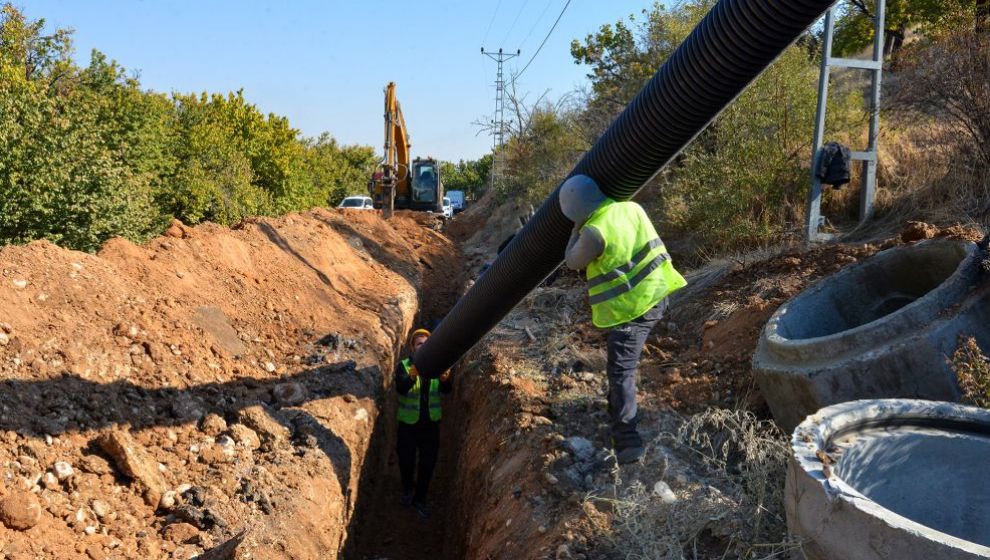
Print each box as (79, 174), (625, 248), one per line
(519, 0), (554, 50)
(501, 0), (530, 48)
(481, 0), (504, 46)
(514, 0), (572, 82)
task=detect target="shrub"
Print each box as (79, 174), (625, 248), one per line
(952, 336), (990, 409)
(0, 4), (377, 251)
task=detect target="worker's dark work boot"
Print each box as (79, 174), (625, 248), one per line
(615, 445), (646, 465)
(413, 499), (431, 519)
(612, 426), (645, 465)
(400, 492), (414, 507)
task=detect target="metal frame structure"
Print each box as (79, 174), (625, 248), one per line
(806, 0), (886, 241)
(481, 47), (520, 192)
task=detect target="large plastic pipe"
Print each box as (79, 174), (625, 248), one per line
(414, 0), (837, 377)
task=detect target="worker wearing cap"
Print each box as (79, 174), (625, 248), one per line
(560, 175), (687, 464)
(395, 328), (452, 518)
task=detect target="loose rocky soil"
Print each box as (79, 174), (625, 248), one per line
(439, 220), (984, 559)
(0, 199), (981, 560)
(0, 208), (457, 559)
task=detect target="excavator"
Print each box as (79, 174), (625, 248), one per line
(368, 82), (443, 218)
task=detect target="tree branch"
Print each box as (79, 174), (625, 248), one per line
(847, 0), (873, 18)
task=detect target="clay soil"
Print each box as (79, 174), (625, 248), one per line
(436, 220), (984, 559)
(0, 208), (458, 559)
(0, 194), (981, 560)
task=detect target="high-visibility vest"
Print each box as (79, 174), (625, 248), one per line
(584, 199), (687, 328)
(397, 358), (442, 424)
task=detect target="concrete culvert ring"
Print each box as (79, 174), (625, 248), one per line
(754, 239), (990, 430)
(786, 399), (990, 560)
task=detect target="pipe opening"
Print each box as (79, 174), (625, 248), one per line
(829, 416), (990, 548)
(789, 401), (990, 558)
(775, 242), (971, 341)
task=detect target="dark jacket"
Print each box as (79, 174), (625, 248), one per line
(395, 357), (453, 424)
(816, 141), (852, 189)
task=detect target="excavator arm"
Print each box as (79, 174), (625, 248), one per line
(374, 82), (411, 217)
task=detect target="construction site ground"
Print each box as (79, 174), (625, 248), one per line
(0, 194), (981, 559)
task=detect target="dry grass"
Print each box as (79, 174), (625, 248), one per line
(815, 28), (990, 243)
(952, 336), (990, 409)
(589, 409), (798, 559)
(841, 120), (990, 242)
(675, 409), (790, 549)
(840, 25), (990, 242)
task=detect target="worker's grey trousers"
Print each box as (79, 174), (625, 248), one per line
(606, 299), (668, 449)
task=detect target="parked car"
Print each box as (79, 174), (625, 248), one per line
(338, 196), (374, 209)
(442, 197), (453, 219)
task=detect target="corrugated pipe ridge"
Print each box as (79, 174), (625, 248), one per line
(414, 0), (837, 377)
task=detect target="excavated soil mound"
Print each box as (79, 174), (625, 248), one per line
(439, 221), (985, 559)
(0, 208), (457, 559)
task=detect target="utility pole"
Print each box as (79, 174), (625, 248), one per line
(481, 47), (520, 192)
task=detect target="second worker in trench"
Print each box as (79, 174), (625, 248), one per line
(395, 328), (452, 519)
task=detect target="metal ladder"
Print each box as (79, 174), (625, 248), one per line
(806, 0), (886, 241)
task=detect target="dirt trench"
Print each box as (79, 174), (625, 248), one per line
(342, 200), (561, 560)
(341, 223), (470, 560)
(340, 216), (990, 560)
(0, 208), (478, 559)
(7, 203), (958, 559)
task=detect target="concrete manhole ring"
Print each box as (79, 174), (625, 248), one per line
(754, 239), (990, 430)
(787, 399), (990, 560)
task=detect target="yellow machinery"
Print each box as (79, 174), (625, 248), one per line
(369, 82), (443, 217)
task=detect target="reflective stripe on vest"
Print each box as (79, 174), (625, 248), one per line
(584, 200), (687, 328)
(587, 238), (665, 290)
(397, 358), (442, 424)
(588, 249), (671, 305)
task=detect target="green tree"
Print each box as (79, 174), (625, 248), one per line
(571, 1), (713, 121)
(0, 3), (404, 251)
(165, 91), (273, 224)
(0, 3), (72, 84)
(302, 134), (377, 207)
(0, 6), (161, 251)
(440, 155), (491, 200)
(569, 1), (863, 257)
(500, 105), (588, 205)
(80, 50), (178, 202)
(832, 0), (978, 57)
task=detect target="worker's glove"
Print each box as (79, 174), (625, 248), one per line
(569, 225), (581, 243)
(407, 365), (419, 379)
(439, 370), (452, 382)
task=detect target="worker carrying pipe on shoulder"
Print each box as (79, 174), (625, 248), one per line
(395, 328), (452, 518)
(560, 175), (687, 464)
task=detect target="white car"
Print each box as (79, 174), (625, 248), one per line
(338, 196), (374, 209)
(441, 197), (453, 219)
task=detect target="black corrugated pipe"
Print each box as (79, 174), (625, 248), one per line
(414, 0), (837, 377)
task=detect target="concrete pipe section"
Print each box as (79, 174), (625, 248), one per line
(754, 239), (990, 431)
(787, 399), (990, 560)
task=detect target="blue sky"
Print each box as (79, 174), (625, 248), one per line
(26, 0), (652, 161)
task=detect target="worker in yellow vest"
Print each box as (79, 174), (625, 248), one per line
(560, 175), (687, 464)
(395, 328), (452, 518)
